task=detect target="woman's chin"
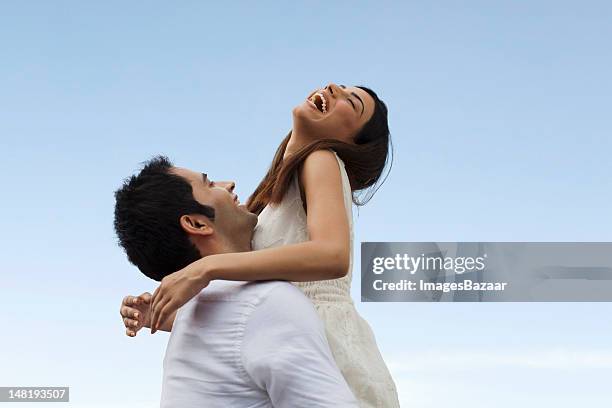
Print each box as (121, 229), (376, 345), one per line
(291, 105), (303, 116)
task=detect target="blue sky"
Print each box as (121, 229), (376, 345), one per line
(1, 1), (611, 406)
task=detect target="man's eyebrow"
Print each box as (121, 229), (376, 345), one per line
(340, 85), (364, 116)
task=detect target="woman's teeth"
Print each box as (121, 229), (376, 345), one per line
(310, 92), (327, 113)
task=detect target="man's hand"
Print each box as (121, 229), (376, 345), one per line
(120, 292), (152, 337)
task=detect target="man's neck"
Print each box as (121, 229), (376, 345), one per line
(203, 234), (251, 256)
(223, 239), (251, 254)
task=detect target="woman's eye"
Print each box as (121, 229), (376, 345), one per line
(348, 99), (356, 110)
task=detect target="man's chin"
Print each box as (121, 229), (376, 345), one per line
(236, 204), (258, 223)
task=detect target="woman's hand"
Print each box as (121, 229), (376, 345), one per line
(150, 264), (212, 334)
(119, 292), (152, 337)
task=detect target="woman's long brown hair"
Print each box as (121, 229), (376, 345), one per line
(247, 86), (392, 215)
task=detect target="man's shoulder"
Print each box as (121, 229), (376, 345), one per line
(184, 280), (319, 331)
(175, 281), (310, 330)
(247, 282), (323, 333)
(194, 280), (303, 306)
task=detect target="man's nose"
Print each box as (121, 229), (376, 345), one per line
(217, 181), (235, 193)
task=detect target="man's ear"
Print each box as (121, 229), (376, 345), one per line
(179, 214), (214, 237)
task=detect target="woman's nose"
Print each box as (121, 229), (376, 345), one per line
(325, 83), (337, 96)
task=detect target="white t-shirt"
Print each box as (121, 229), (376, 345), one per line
(160, 280), (358, 408)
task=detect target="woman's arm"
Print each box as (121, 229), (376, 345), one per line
(205, 148), (350, 282)
(150, 149), (350, 332)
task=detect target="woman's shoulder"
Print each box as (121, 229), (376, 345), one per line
(301, 149), (343, 174)
(296, 149), (346, 212)
(298, 149), (345, 191)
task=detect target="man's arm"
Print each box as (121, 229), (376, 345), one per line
(241, 284), (358, 407)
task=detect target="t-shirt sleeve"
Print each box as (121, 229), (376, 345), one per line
(241, 284), (358, 408)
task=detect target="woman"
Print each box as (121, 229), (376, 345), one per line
(121, 83), (400, 407)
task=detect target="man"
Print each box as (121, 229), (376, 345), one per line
(114, 156), (357, 407)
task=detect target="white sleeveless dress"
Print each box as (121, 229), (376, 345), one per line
(252, 151), (400, 407)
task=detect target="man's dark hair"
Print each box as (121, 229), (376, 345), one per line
(114, 156), (215, 281)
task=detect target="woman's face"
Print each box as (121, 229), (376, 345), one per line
(292, 83), (375, 143)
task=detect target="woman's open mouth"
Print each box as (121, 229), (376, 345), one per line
(308, 92), (327, 114)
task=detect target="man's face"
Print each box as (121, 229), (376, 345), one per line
(170, 167), (258, 239)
